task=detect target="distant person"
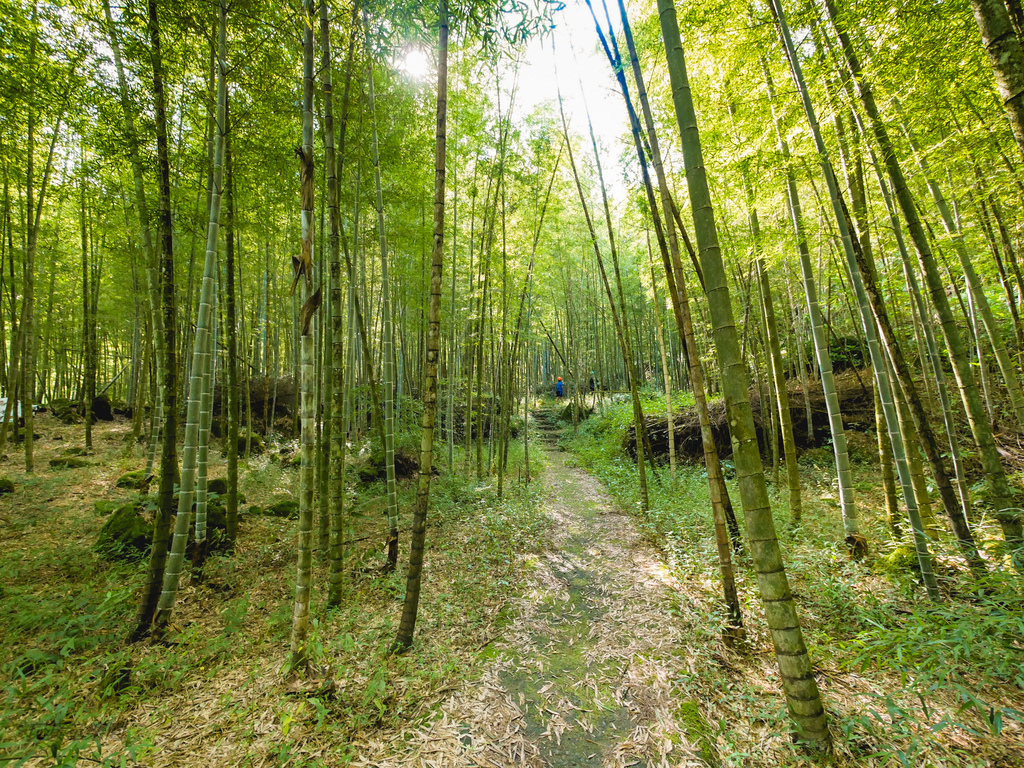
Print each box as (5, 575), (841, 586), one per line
(555, 377), (564, 400)
(588, 372), (596, 392)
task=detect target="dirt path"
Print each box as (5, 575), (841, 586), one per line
(364, 423), (712, 767)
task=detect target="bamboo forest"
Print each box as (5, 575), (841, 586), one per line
(7, 0), (1024, 764)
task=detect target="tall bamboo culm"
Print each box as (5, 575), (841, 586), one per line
(364, 12), (400, 572)
(152, 0), (228, 635)
(395, 0), (448, 649)
(657, 0), (830, 746)
(289, 0), (319, 669)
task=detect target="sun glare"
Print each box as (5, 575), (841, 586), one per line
(398, 46), (431, 80)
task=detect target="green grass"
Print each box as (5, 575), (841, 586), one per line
(0, 417), (547, 767)
(559, 399), (1024, 766)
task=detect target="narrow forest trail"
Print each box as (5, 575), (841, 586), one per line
(368, 409), (713, 767)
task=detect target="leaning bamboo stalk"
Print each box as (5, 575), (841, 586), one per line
(152, 0), (228, 635)
(610, 5), (742, 552)
(659, 0), (829, 746)
(394, 0), (448, 650)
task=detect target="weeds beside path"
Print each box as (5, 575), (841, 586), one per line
(373, 413), (711, 767)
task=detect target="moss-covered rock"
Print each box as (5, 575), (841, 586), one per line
(96, 503), (150, 561)
(49, 397), (82, 425)
(264, 499), (299, 518)
(234, 432), (265, 456)
(0, 477), (13, 494)
(201, 498), (229, 531)
(94, 500), (120, 516)
(560, 403), (593, 424)
(116, 470), (148, 489)
(357, 446), (421, 484)
(357, 464), (381, 483)
(50, 457), (89, 469)
(873, 543), (921, 576)
(207, 477), (228, 495)
(92, 394), (114, 422)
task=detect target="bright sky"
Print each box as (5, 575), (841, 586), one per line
(397, 1), (632, 198)
(516, 0), (630, 200)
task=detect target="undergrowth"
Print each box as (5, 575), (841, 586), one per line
(560, 396), (1024, 766)
(0, 416), (546, 766)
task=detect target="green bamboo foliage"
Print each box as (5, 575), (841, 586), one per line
(656, 0), (830, 747)
(769, 0), (944, 588)
(289, 0), (318, 669)
(764, 63), (857, 539)
(364, 13), (400, 572)
(152, 0), (227, 635)
(821, 0), (1024, 560)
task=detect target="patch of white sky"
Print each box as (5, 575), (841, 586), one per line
(397, 0), (631, 202)
(515, 0), (631, 202)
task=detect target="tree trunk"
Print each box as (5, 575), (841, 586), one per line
(659, 2), (830, 746)
(128, 0), (179, 642)
(395, 0), (447, 649)
(152, 0), (227, 637)
(289, 0), (318, 669)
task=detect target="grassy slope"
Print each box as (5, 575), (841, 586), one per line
(561, 392), (1024, 767)
(0, 413), (545, 766)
